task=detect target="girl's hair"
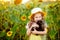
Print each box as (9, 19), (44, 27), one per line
(30, 12), (44, 22)
(28, 12), (45, 28)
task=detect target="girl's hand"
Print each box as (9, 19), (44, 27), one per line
(31, 28), (38, 34)
(26, 29), (31, 36)
(26, 26), (33, 36)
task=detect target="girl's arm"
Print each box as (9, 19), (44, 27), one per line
(26, 22), (38, 36)
(32, 27), (47, 35)
(26, 27), (32, 36)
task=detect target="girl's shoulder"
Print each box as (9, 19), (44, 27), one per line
(44, 21), (48, 28)
(42, 20), (48, 27)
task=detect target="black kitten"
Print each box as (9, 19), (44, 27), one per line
(31, 20), (44, 31)
(36, 20), (44, 31)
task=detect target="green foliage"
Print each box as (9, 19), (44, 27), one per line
(0, 1), (60, 40)
(45, 2), (60, 40)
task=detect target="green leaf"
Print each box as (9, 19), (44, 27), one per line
(3, 22), (8, 29)
(0, 31), (6, 37)
(11, 24), (18, 38)
(49, 29), (57, 39)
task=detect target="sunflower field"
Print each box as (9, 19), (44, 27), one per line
(0, 1), (60, 40)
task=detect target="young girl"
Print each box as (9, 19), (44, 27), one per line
(26, 8), (48, 40)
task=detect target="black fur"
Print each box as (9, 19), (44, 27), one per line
(31, 20), (44, 31)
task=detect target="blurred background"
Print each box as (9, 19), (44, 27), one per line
(0, 0), (60, 40)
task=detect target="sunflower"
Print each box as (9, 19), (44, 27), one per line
(7, 31), (13, 37)
(26, 3), (31, 9)
(21, 16), (26, 21)
(28, 14), (32, 20)
(1, 1), (4, 5)
(42, 12), (47, 17)
(14, 0), (22, 5)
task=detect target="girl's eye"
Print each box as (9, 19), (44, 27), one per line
(35, 17), (38, 18)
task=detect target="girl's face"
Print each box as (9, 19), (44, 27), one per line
(34, 13), (42, 22)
